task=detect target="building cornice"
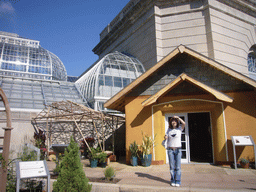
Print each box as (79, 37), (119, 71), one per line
(93, 0), (154, 56)
(93, 0), (256, 56)
(218, 0), (256, 17)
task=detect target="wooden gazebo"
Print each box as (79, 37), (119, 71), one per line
(32, 100), (125, 153)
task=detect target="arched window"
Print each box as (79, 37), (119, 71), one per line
(248, 45), (256, 80)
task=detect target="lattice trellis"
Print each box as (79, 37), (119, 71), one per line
(31, 100), (125, 152)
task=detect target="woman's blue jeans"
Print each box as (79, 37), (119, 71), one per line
(167, 148), (181, 185)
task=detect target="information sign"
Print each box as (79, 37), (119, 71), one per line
(19, 161), (47, 178)
(16, 160), (50, 192)
(232, 136), (253, 146)
(231, 135), (256, 169)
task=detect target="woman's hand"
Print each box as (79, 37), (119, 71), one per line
(174, 116), (186, 130)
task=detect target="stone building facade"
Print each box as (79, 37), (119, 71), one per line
(93, 0), (256, 80)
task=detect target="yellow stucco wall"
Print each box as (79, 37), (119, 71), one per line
(125, 96), (151, 164)
(124, 91), (256, 164)
(224, 91), (256, 162)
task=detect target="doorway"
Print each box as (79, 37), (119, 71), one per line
(165, 113), (189, 163)
(188, 112), (213, 163)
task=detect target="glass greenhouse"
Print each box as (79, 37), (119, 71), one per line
(0, 76), (88, 110)
(0, 31), (67, 81)
(75, 51), (145, 111)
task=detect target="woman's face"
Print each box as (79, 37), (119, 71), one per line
(171, 120), (177, 128)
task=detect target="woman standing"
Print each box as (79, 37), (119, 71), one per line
(164, 116), (185, 187)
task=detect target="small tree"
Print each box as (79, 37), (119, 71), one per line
(53, 137), (92, 192)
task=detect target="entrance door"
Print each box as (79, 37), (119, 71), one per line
(165, 113), (189, 163)
(188, 112), (213, 163)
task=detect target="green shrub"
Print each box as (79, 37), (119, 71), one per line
(98, 152), (107, 163)
(53, 154), (63, 175)
(87, 147), (101, 160)
(19, 146), (37, 161)
(53, 137), (92, 192)
(104, 166), (115, 181)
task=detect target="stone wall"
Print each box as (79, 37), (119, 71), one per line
(0, 111), (39, 159)
(94, 1), (158, 71)
(94, 0), (256, 77)
(208, 0), (256, 76)
(155, 0), (211, 61)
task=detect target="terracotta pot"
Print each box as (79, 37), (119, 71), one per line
(240, 162), (250, 169)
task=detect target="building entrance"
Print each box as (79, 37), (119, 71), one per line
(188, 112), (213, 163)
(165, 113), (189, 163)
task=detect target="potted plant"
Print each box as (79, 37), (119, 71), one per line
(140, 132), (156, 167)
(98, 151), (108, 168)
(88, 147), (100, 168)
(239, 158), (250, 168)
(129, 141), (139, 166)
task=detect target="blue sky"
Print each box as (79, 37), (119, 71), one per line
(0, 0), (130, 77)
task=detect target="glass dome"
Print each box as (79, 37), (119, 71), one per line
(75, 51), (145, 111)
(0, 31), (67, 81)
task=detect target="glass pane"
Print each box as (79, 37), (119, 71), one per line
(112, 64), (120, 70)
(114, 77), (122, 87)
(136, 64), (144, 73)
(105, 76), (113, 86)
(119, 63), (127, 70)
(123, 78), (130, 87)
(127, 64), (136, 72)
(182, 142), (186, 149)
(182, 151), (186, 159)
(181, 134), (185, 141)
(98, 75), (104, 86)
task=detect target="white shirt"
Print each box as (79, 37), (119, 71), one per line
(165, 127), (182, 148)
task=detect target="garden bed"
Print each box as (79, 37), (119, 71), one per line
(51, 174), (121, 184)
(88, 177), (121, 184)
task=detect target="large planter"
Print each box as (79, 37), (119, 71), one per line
(141, 154), (152, 167)
(130, 156), (138, 166)
(90, 159), (98, 168)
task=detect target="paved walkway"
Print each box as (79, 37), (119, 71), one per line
(47, 159), (256, 192)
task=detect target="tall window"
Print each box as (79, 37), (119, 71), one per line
(248, 52), (256, 73)
(248, 45), (256, 80)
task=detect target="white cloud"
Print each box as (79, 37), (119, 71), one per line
(0, 2), (15, 13)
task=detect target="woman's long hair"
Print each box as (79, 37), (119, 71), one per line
(169, 117), (179, 129)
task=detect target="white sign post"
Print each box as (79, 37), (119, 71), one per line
(231, 136), (256, 169)
(16, 160), (50, 192)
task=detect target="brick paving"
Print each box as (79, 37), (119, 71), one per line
(47, 159), (256, 192)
